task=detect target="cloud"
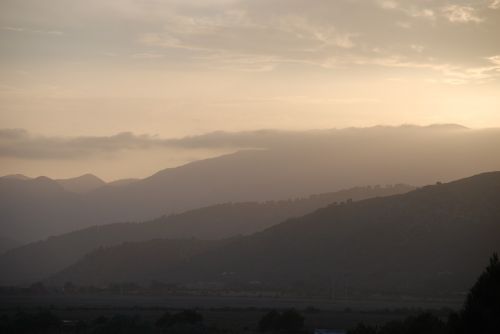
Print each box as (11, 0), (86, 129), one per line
(0, 128), (29, 140)
(192, 53), (279, 72)
(442, 5), (483, 23)
(131, 52), (164, 59)
(127, 0), (500, 84)
(407, 8), (436, 20)
(0, 128), (291, 159)
(0, 129), (161, 159)
(1, 0), (500, 89)
(1, 26), (63, 35)
(376, 2), (435, 20)
(0, 125), (474, 160)
(410, 44), (425, 53)
(488, 55), (500, 66)
(135, 8), (363, 73)
(489, 0), (500, 10)
(139, 11), (357, 60)
(313, 53), (500, 85)
(378, 1), (399, 10)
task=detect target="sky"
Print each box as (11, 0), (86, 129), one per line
(1, 0), (500, 179)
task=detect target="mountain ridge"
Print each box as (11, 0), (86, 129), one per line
(0, 184), (412, 285)
(2, 126), (500, 242)
(48, 172), (500, 298)
(55, 174), (106, 193)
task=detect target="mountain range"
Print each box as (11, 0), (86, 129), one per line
(1, 173), (109, 193)
(48, 172), (500, 298)
(0, 184), (412, 285)
(2, 125), (500, 244)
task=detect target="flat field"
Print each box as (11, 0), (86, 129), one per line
(0, 294), (462, 332)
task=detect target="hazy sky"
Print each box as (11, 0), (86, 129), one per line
(1, 0), (500, 179)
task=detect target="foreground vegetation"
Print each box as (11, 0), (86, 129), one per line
(0, 254), (497, 333)
(348, 254), (500, 334)
(0, 308), (308, 333)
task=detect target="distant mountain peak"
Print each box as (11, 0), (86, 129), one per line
(423, 123), (469, 130)
(34, 176), (55, 183)
(73, 173), (104, 181)
(369, 123), (469, 131)
(1, 174), (32, 180)
(55, 174), (106, 193)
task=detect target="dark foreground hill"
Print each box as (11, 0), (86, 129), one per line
(0, 185), (411, 285)
(50, 172), (500, 298)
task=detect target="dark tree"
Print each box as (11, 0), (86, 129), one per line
(280, 309), (305, 332)
(7, 311), (61, 334)
(348, 253), (500, 334)
(156, 309), (204, 333)
(171, 309), (204, 325)
(92, 314), (151, 334)
(349, 313), (445, 334)
(461, 253), (500, 333)
(447, 312), (464, 334)
(156, 311), (172, 329)
(348, 323), (378, 334)
(402, 313), (446, 334)
(259, 310), (281, 332)
(259, 309), (304, 332)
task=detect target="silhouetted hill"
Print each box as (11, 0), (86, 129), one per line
(107, 178), (139, 187)
(0, 185), (411, 285)
(54, 239), (218, 286)
(55, 174), (106, 193)
(1, 173), (107, 194)
(1, 174), (32, 180)
(0, 237), (22, 254)
(80, 125), (500, 228)
(0, 177), (84, 241)
(50, 172), (500, 297)
(2, 125), (500, 242)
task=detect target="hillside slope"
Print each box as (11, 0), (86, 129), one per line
(0, 177), (83, 241)
(50, 172), (500, 297)
(0, 185), (411, 285)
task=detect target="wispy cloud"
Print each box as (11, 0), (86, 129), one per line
(0, 129), (159, 159)
(442, 5), (483, 23)
(376, 2), (435, 20)
(1, 26), (64, 35)
(131, 52), (164, 59)
(126, 0), (500, 85)
(489, 0), (500, 10)
(0, 125), (476, 160)
(136, 8), (360, 72)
